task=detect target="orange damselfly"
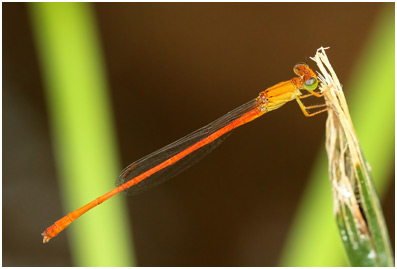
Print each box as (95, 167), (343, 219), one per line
(42, 63), (327, 243)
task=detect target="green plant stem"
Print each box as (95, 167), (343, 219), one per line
(29, 3), (136, 266)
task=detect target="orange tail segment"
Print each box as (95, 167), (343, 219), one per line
(42, 215), (73, 243)
(42, 187), (122, 243)
(42, 107), (265, 243)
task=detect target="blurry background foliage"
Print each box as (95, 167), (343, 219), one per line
(3, 2), (394, 266)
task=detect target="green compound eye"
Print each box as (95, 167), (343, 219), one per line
(304, 77), (318, 91)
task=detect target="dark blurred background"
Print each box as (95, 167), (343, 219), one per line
(3, 2), (394, 266)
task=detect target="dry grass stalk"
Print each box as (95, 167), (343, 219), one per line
(310, 47), (393, 266)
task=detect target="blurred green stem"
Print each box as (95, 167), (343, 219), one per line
(29, 3), (135, 266)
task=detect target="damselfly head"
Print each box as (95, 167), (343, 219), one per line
(293, 62), (309, 76)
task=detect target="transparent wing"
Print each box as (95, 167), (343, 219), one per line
(116, 98), (260, 195)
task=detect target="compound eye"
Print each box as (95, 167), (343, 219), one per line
(293, 62), (309, 75)
(304, 77), (318, 91)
